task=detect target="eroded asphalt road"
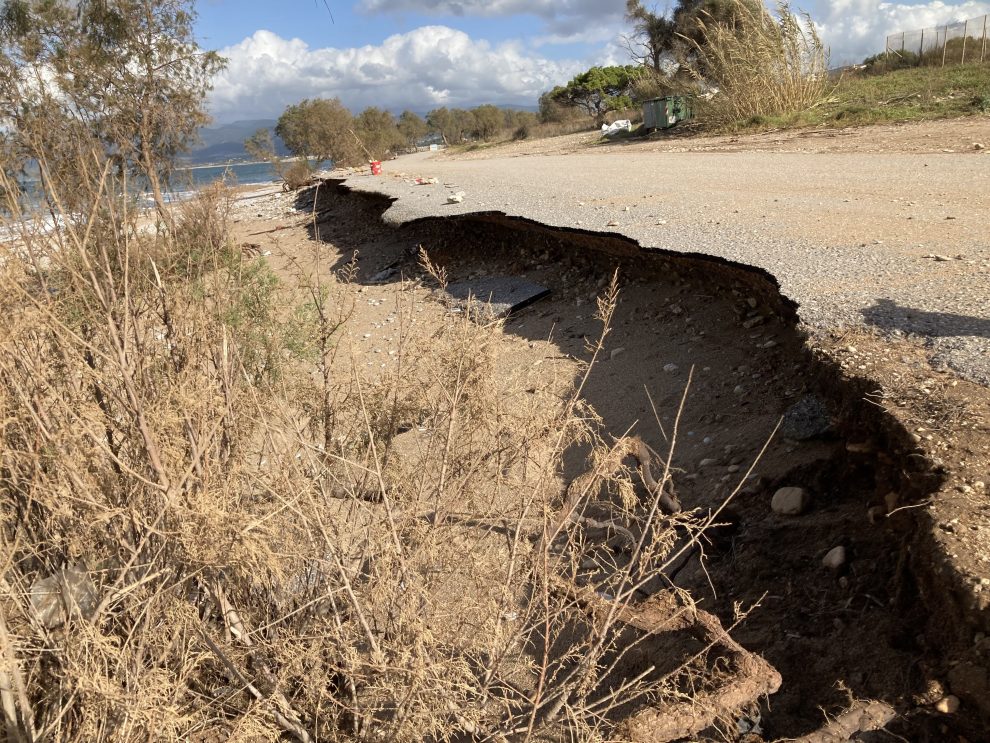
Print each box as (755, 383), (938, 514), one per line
(342, 145), (990, 384)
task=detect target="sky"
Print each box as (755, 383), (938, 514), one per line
(199, 0), (990, 123)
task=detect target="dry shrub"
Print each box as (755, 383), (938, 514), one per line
(689, 0), (830, 126)
(282, 160), (314, 191)
(0, 157), (772, 740)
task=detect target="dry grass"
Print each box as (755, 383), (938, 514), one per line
(0, 146), (778, 740)
(688, 0), (830, 127)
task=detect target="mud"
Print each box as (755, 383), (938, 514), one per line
(270, 180), (990, 740)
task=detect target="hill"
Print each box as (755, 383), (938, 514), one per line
(187, 119), (289, 164)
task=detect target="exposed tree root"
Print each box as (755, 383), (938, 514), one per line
(556, 581), (782, 743)
(791, 700), (897, 742)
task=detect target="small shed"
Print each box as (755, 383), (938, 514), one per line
(642, 96), (693, 130)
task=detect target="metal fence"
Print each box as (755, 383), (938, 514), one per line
(885, 14), (989, 66)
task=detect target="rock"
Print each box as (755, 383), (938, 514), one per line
(822, 545), (847, 569)
(781, 395), (832, 441)
(607, 220), (619, 227)
(771, 486), (810, 516)
(935, 695), (960, 714)
(733, 385), (745, 395)
(974, 143), (985, 150)
(663, 363), (679, 373)
(727, 464), (741, 473)
(933, 254), (952, 262)
(610, 347), (626, 360)
(699, 458), (718, 467)
(447, 192), (465, 204)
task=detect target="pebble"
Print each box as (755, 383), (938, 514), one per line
(727, 464), (741, 473)
(974, 143), (985, 150)
(610, 347), (626, 360)
(822, 545), (847, 569)
(699, 458), (718, 467)
(733, 385), (745, 395)
(663, 363), (679, 373)
(771, 487), (810, 516)
(935, 695), (960, 714)
(607, 220), (619, 227)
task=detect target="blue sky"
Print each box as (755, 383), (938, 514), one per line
(199, 0), (990, 123)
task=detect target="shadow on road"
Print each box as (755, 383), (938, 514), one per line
(861, 298), (990, 339)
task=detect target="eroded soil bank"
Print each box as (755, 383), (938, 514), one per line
(236, 179), (990, 740)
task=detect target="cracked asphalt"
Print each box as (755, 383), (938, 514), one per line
(342, 141), (990, 383)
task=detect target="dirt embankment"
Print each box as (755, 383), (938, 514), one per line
(233, 179), (990, 741)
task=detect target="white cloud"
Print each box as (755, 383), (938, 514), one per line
(813, 0), (990, 64)
(209, 26), (584, 122)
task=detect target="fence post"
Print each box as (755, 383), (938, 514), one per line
(962, 19), (969, 63)
(942, 25), (948, 66)
(919, 29), (925, 64)
(982, 15), (987, 63)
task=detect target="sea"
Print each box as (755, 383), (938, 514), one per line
(8, 159), (321, 213)
(172, 160), (285, 194)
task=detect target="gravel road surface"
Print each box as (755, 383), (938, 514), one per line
(343, 143), (990, 383)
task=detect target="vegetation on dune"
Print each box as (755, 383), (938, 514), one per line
(728, 63), (990, 131)
(687, 0), (830, 127)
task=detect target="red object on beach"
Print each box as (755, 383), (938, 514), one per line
(370, 160), (382, 175)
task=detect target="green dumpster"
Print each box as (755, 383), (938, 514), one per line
(642, 96), (693, 130)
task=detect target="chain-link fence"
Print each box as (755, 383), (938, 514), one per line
(885, 14), (989, 67)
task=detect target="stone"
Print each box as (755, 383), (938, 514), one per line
(933, 254), (952, 262)
(935, 695), (960, 714)
(663, 363), (679, 373)
(699, 458), (718, 467)
(822, 545), (847, 569)
(974, 143), (985, 150)
(781, 395), (832, 441)
(771, 487), (810, 516)
(610, 347), (626, 361)
(446, 192), (465, 204)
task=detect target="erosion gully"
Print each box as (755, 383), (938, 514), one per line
(294, 179), (989, 741)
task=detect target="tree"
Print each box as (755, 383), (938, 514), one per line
(426, 107), (476, 145)
(625, 1), (677, 73)
(354, 107), (401, 161)
(275, 97), (362, 166)
(0, 0), (225, 221)
(546, 66), (643, 125)
(470, 104), (503, 141)
(396, 110), (428, 149)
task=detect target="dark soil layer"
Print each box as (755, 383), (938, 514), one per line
(295, 180), (989, 740)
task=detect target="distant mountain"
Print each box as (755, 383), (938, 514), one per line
(186, 119), (289, 165)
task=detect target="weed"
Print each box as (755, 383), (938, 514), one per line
(687, 0), (830, 128)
